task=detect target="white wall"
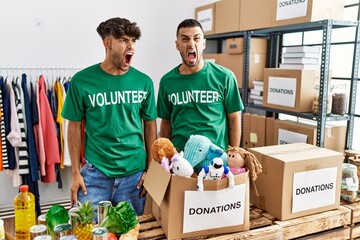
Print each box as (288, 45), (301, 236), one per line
(0, 0), (216, 209)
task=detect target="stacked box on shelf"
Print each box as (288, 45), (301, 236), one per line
(262, 68), (320, 113)
(250, 80), (264, 105)
(271, 0), (344, 27)
(219, 38), (268, 88)
(280, 46), (321, 70)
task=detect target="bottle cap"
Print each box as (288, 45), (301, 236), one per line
(20, 185), (29, 192)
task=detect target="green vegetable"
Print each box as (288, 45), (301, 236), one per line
(99, 201), (138, 236)
(45, 204), (70, 234)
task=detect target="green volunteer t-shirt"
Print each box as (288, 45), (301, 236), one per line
(157, 61), (244, 151)
(61, 64), (157, 177)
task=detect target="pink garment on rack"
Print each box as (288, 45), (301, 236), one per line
(37, 75), (59, 183)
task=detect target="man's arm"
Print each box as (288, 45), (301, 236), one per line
(138, 119), (157, 197)
(68, 120), (85, 206)
(159, 119), (172, 139)
(227, 111), (241, 147)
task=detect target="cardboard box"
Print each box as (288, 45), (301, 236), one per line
(203, 53), (219, 64)
(226, 38), (268, 55)
(249, 143), (343, 221)
(271, 0), (344, 27)
(219, 52), (267, 88)
(265, 117), (275, 146)
(273, 119), (346, 153)
(215, 0), (272, 33)
(239, 0), (272, 31)
(195, 3), (215, 35)
(215, 0), (240, 34)
(263, 68), (319, 112)
(250, 114), (266, 148)
(144, 161), (250, 239)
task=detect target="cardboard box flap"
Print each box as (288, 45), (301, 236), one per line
(251, 143), (343, 162)
(144, 160), (171, 207)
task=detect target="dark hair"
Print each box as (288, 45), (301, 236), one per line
(96, 17), (141, 40)
(176, 19), (203, 37)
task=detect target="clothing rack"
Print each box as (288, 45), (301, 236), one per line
(0, 66), (83, 78)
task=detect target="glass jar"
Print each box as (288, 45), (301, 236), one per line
(332, 83), (348, 115)
(312, 84), (333, 115)
(341, 163), (359, 203)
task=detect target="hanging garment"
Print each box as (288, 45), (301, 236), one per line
(5, 78), (22, 187)
(0, 77), (15, 170)
(60, 81), (70, 166)
(0, 109), (2, 171)
(37, 75), (59, 183)
(54, 80), (64, 168)
(0, 77), (8, 169)
(21, 74), (40, 181)
(12, 79), (30, 175)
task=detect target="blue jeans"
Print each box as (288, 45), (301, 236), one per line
(78, 160), (145, 221)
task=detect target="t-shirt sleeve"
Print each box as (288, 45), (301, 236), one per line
(61, 79), (84, 122)
(156, 79), (172, 120)
(141, 79), (158, 121)
(224, 71), (244, 113)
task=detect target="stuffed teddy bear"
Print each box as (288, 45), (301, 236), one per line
(183, 135), (227, 174)
(151, 137), (176, 172)
(227, 146), (262, 181)
(197, 157), (234, 191)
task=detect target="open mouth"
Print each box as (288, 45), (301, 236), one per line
(188, 50), (196, 62)
(125, 53), (133, 64)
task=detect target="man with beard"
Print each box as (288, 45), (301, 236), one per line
(61, 17), (157, 217)
(157, 19), (244, 152)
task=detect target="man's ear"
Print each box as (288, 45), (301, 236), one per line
(175, 40), (179, 51)
(103, 37), (111, 48)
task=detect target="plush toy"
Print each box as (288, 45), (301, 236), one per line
(227, 146), (262, 181)
(197, 157), (234, 191)
(151, 138), (176, 172)
(169, 151), (194, 178)
(183, 135), (227, 174)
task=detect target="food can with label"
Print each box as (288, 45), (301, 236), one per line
(37, 214), (47, 225)
(59, 235), (78, 240)
(33, 235), (52, 240)
(30, 224), (48, 239)
(53, 223), (72, 240)
(97, 201), (112, 224)
(91, 227), (108, 240)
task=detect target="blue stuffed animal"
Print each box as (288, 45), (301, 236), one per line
(183, 135), (227, 174)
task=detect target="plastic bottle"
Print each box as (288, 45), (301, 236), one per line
(14, 185), (36, 240)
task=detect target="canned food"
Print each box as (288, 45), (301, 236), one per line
(91, 227), (108, 240)
(33, 235), (52, 240)
(59, 235), (78, 240)
(97, 201), (111, 224)
(37, 214), (47, 225)
(53, 223), (71, 240)
(68, 207), (79, 233)
(30, 224), (48, 239)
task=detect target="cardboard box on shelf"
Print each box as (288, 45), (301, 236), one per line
(144, 161), (250, 239)
(263, 68), (320, 112)
(273, 119), (347, 153)
(219, 52), (267, 89)
(249, 143), (343, 221)
(271, 0), (344, 27)
(265, 117), (275, 146)
(214, 0), (272, 34)
(195, 3), (215, 35)
(214, 0), (240, 34)
(250, 114), (266, 148)
(203, 53), (219, 64)
(239, 0), (272, 31)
